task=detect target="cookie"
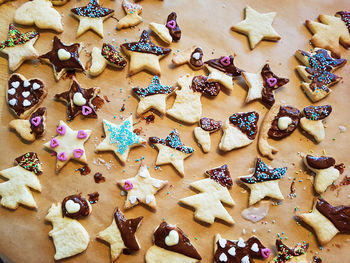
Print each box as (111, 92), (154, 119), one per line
(295, 48), (346, 102)
(239, 158), (287, 205)
(149, 129), (194, 176)
(242, 64), (289, 107)
(180, 164), (235, 224)
(46, 201), (90, 260)
(231, 6), (281, 49)
(270, 239), (308, 263)
(14, 0), (63, 32)
(117, 163), (167, 210)
(62, 194), (92, 219)
(306, 11), (350, 58)
(132, 76), (175, 116)
(191, 75), (221, 96)
(40, 36), (85, 81)
(55, 78), (103, 121)
(90, 43), (127, 77)
(0, 24), (39, 71)
(194, 117), (222, 153)
(97, 207), (143, 262)
(96, 116), (146, 163)
(214, 234), (271, 263)
(71, 0), (114, 38)
(9, 107), (47, 141)
(116, 0), (143, 30)
(121, 30), (171, 76)
(0, 152), (42, 209)
(298, 198), (350, 245)
(204, 55), (243, 91)
(258, 103), (300, 159)
(50, 0), (69, 5)
(145, 221), (202, 263)
(43, 121), (91, 172)
(7, 73), (47, 119)
(172, 46), (204, 70)
(302, 154), (341, 194)
(300, 105), (332, 143)
(219, 111), (259, 152)
(150, 12), (181, 44)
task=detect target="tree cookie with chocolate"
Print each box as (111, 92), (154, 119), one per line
(172, 46), (204, 70)
(150, 12), (181, 44)
(194, 117), (222, 153)
(270, 239), (308, 263)
(116, 0), (143, 30)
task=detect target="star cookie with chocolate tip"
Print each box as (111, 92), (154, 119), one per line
(150, 12), (181, 44)
(270, 239), (308, 263)
(194, 117), (222, 153)
(116, 0), (143, 30)
(172, 46), (204, 70)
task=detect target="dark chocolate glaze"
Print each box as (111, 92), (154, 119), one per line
(94, 172), (105, 183)
(229, 111), (259, 140)
(306, 155), (335, 169)
(15, 152), (42, 175)
(101, 43), (127, 68)
(154, 222), (201, 260)
(191, 75), (221, 96)
(71, 0), (114, 18)
(166, 12), (181, 41)
(274, 239), (308, 263)
(149, 129), (194, 154)
(132, 76), (174, 97)
(336, 11), (350, 32)
(88, 192), (99, 204)
(189, 47), (204, 69)
(199, 117), (222, 132)
(206, 164), (233, 187)
(61, 195), (90, 219)
(204, 55), (243, 77)
(303, 105), (332, 121)
(30, 107), (46, 138)
(268, 106), (300, 139)
(313, 256), (323, 263)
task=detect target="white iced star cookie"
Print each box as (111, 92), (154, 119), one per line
(239, 158), (287, 205)
(172, 46), (204, 70)
(116, 0), (143, 30)
(150, 12), (181, 44)
(44, 121), (91, 172)
(117, 163), (167, 210)
(96, 116), (146, 163)
(194, 117), (222, 153)
(14, 0), (63, 32)
(270, 239), (308, 263)
(149, 129), (194, 176)
(231, 5), (281, 49)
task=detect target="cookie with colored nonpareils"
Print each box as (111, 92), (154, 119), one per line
(194, 117), (222, 153)
(239, 158), (287, 205)
(43, 121), (91, 172)
(0, 152), (42, 209)
(116, 0), (143, 30)
(180, 165), (235, 224)
(150, 12), (181, 44)
(269, 239), (308, 263)
(172, 46), (204, 70)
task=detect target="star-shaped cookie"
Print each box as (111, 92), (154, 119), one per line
(0, 24), (39, 71)
(40, 36), (85, 81)
(117, 163), (167, 210)
(116, 0), (143, 30)
(71, 0), (114, 37)
(149, 129), (194, 176)
(96, 116), (146, 163)
(270, 239), (309, 263)
(44, 121), (91, 172)
(120, 30), (171, 76)
(239, 158), (287, 205)
(55, 78), (103, 120)
(97, 207), (143, 262)
(231, 6), (281, 49)
(132, 76), (175, 116)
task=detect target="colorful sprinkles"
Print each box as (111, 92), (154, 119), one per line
(71, 0), (114, 18)
(303, 105), (332, 121)
(229, 111), (259, 140)
(101, 43), (127, 67)
(205, 164), (233, 187)
(132, 76), (174, 97)
(15, 152), (42, 175)
(149, 129), (194, 154)
(0, 24), (38, 50)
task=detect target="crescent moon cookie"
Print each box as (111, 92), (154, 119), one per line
(97, 207), (143, 262)
(90, 43), (127, 77)
(242, 64), (289, 107)
(145, 221), (202, 263)
(150, 12), (181, 44)
(172, 46), (204, 70)
(239, 158), (287, 206)
(71, 0), (114, 38)
(180, 164), (235, 225)
(14, 0), (63, 32)
(270, 239), (309, 263)
(305, 11), (350, 58)
(298, 198), (350, 245)
(214, 234), (271, 263)
(40, 36), (85, 81)
(116, 0), (143, 30)
(194, 117), (222, 153)
(258, 103), (300, 159)
(204, 55), (243, 91)
(231, 6), (281, 49)
(219, 111), (259, 152)
(295, 48), (346, 102)
(120, 30), (171, 76)
(300, 105), (332, 143)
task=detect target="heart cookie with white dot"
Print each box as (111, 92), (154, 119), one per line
(7, 73), (47, 119)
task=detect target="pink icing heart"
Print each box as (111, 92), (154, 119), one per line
(73, 148), (84, 159)
(77, 130), (87, 139)
(267, 77), (277, 87)
(57, 152), (67, 161)
(82, 106), (92, 116)
(30, 116), (42, 126)
(261, 248), (271, 259)
(124, 180), (133, 191)
(56, 125), (66, 135)
(220, 56), (231, 66)
(50, 138), (59, 148)
(166, 20), (176, 29)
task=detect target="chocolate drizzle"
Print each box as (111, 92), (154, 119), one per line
(229, 111), (259, 140)
(240, 158), (287, 184)
(316, 198), (350, 232)
(205, 55), (243, 77)
(153, 222), (201, 260)
(336, 11), (350, 32)
(114, 208), (143, 252)
(101, 43), (127, 68)
(268, 106), (300, 139)
(149, 129), (194, 154)
(166, 12), (181, 41)
(29, 107), (46, 138)
(274, 239), (308, 263)
(303, 105), (332, 121)
(189, 47), (204, 69)
(61, 195), (90, 219)
(191, 75), (221, 96)
(199, 117), (222, 132)
(132, 76), (174, 97)
(71, 0), (114, 18)
(206, 164), (233, 187)
(306, 155), (335, 169)
(15, 152), (42, 175)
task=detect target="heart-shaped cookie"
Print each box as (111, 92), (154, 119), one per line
(7, 73), (47, 119)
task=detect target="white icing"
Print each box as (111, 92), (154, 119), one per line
(228, 246), (236, 256)
(8, 98), (17, 106)
(32, 83), (41, 90)
(251, 243), (259, 252)
(278, 116), (292, 130)
(129, 195), (137, 204)
(165, 230), (179, 246)
(192, 52), (201, 60)
(65, 199), (81, 213)
(237, 238), (245, 248)
(145, 194), (154, 204)
(22, 91), (30, 98)
(8, 88), (16, 95)
(219, 238), (227, 248)
(23, 99), (31, 107)
(23, 80), (30, 87)
(58, 48), (71, 61)
(73, 92), (86, 106)
(241, 255), (250, 263)
(11, 81), (20, 88)
(219, 253), (228, 262)
(153, 181), (161, 188)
